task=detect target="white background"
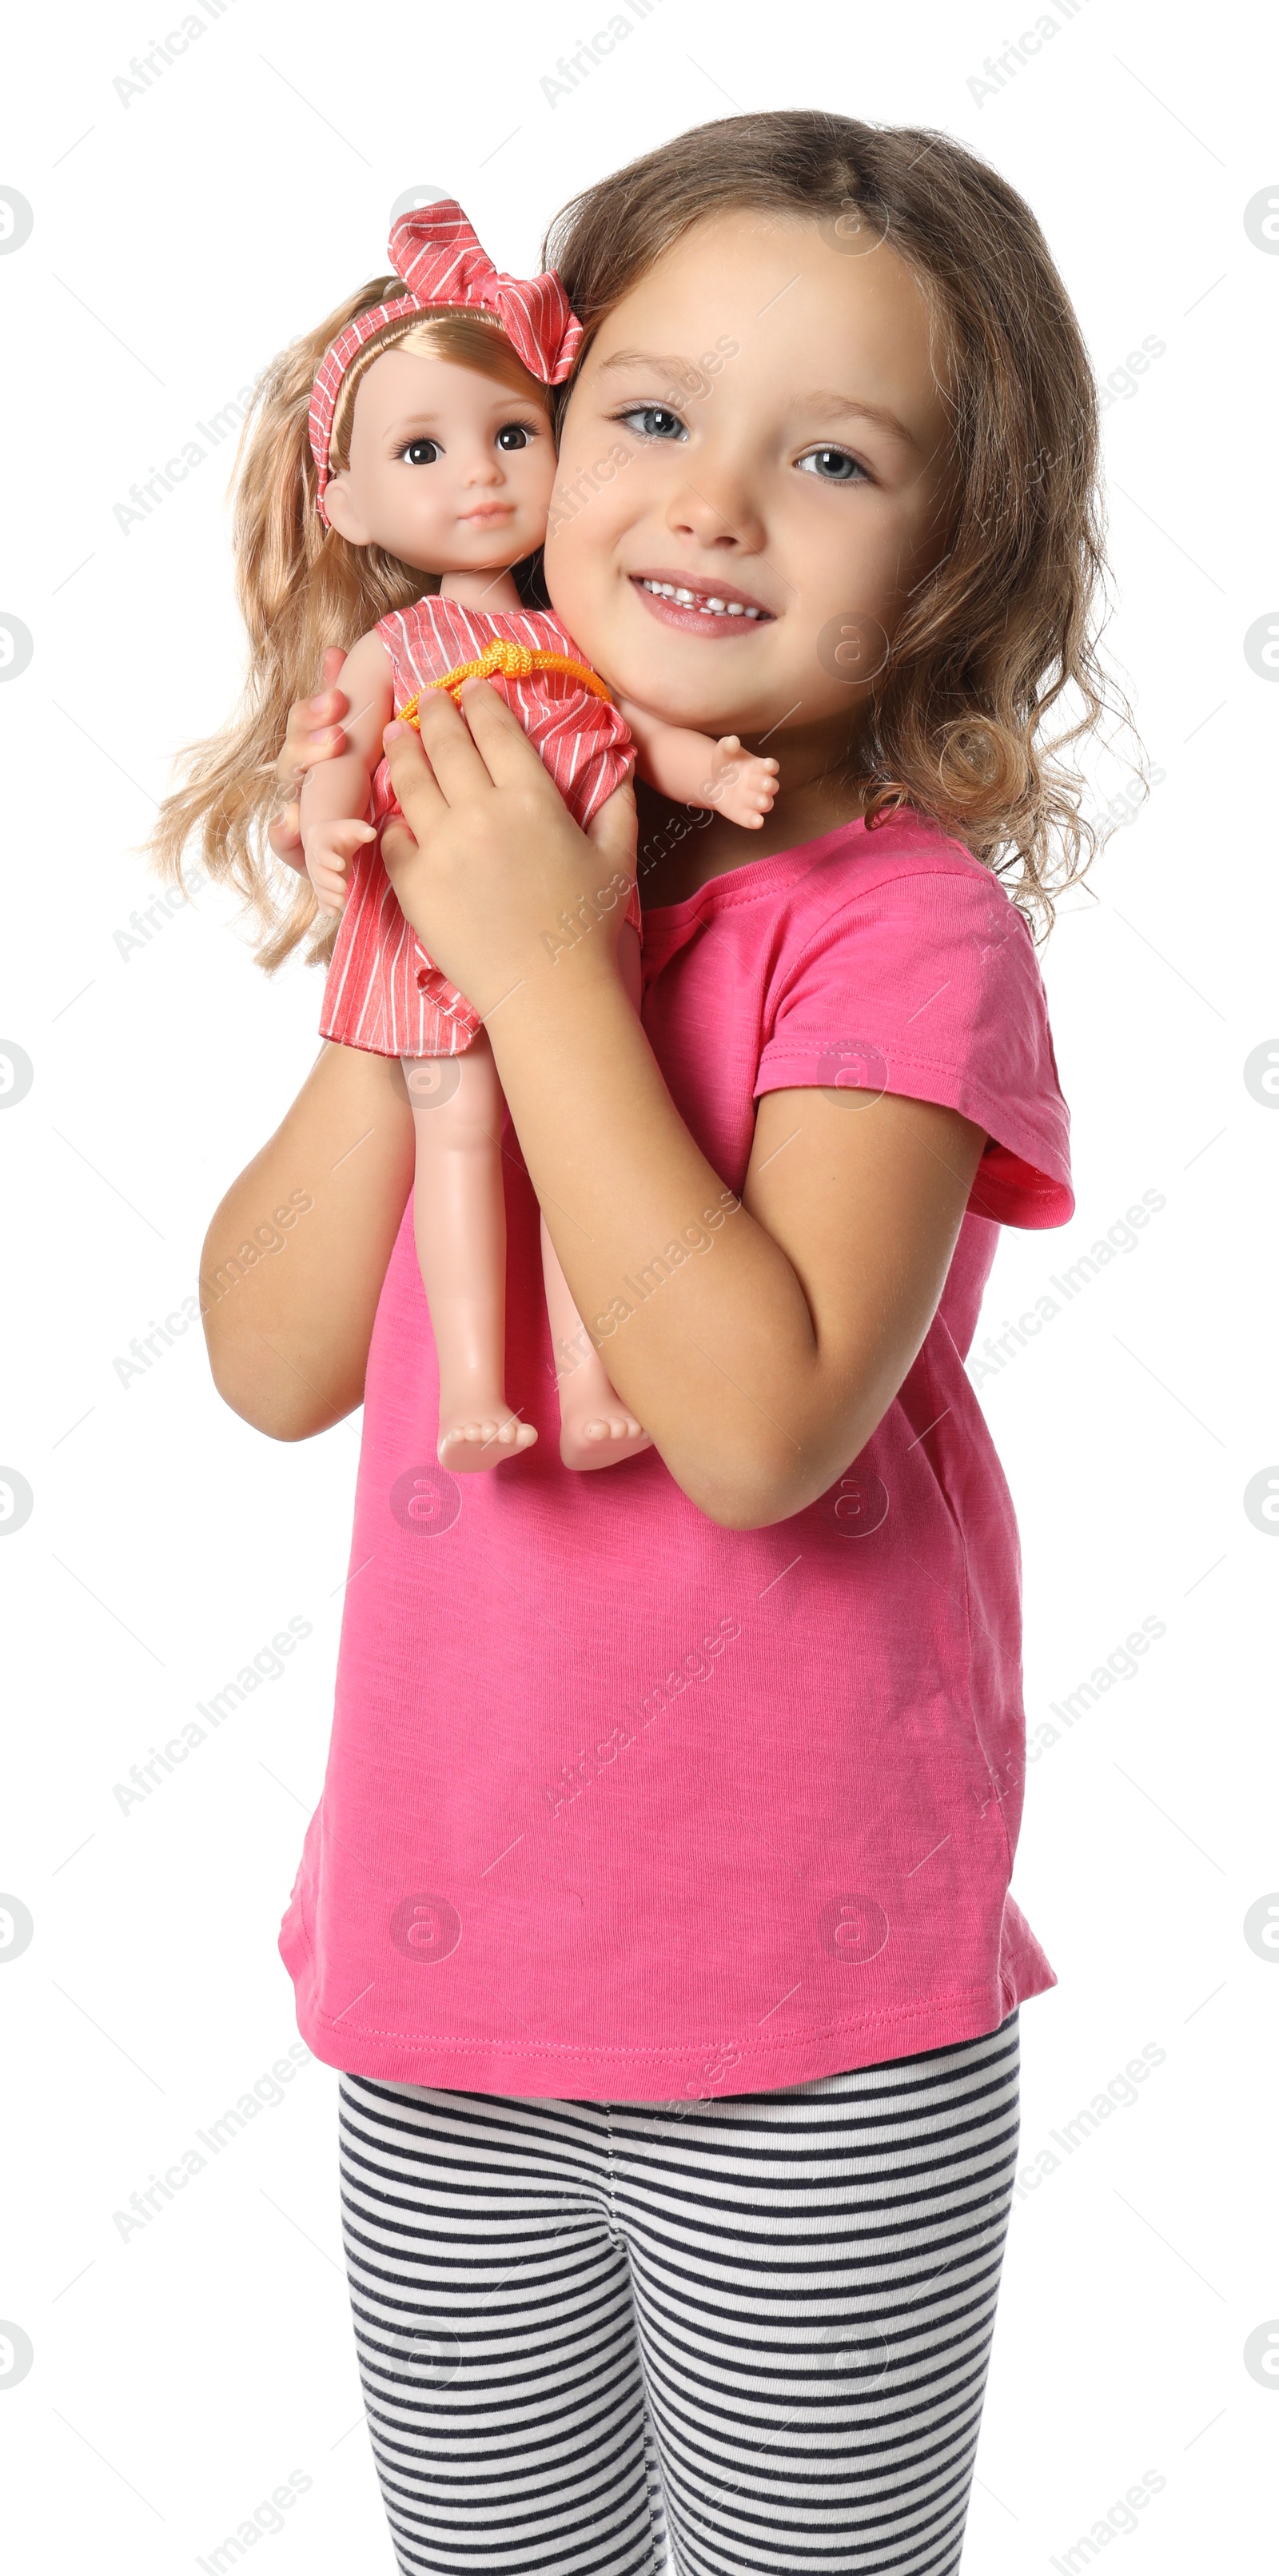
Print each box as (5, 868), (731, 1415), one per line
(1, 0), (1274, 2566)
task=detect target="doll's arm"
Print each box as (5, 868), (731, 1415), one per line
(615, 695), (779, 831)
(299, 629), (396, 912)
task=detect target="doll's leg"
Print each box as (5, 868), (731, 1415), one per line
(540, 923), (652, 1472)
(401, 1040), (537, 1471)
(540, 1221), (652, 1470)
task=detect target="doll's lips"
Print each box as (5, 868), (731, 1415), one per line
(458, 504), (516, 525)
(629, 568), (775, 634)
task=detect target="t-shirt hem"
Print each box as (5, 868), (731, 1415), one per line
(283, 1934), (1056, 2099)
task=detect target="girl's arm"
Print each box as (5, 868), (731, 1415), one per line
(298, 630), (396, 911)
(201, 1041), (415, 1439)
(377, 687), (987, 1530)
(616, 693), (779, 830)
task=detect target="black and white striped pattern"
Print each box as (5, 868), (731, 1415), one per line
(339, 2010), (1019, 2574)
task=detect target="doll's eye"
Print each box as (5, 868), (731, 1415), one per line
(616, 405), (687, 442)
(796, 445), (867, 482)
(496, 422), (535, 450)
(401, 438), (440, 465)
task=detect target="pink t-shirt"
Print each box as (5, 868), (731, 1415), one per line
(280, 807), (1074, 2100)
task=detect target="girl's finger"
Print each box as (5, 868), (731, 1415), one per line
(288, 726), (345, 778)
(585, 778), (639, 874)
(378, 816), (423, 879)
(454, 676), (556, 789)
(386, 694), (489, 810)
(378, 728), (448, 851)
(301, 648), (349, 723)
(268, 800), (304, 862)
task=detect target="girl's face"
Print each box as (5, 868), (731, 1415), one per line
(323, 347), (556, 573)
(544, 212), (955, 757)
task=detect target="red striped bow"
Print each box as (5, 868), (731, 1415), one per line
(309, 196), (583, 520)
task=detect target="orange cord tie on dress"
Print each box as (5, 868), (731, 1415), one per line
(396, 636), (614, 726)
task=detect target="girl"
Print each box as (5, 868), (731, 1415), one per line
(156, 194), (777, 1473)
(194, 110), (1136, 2576)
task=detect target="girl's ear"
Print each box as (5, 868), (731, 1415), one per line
(323, 473), (372, 548)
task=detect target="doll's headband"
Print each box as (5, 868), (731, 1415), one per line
(308, 194), (584, 521)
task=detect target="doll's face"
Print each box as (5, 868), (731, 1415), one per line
(544, 212), (955, 756)
(324, 346), (556, 573)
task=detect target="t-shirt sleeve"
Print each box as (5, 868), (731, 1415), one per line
(754, 862), (1074, 1228)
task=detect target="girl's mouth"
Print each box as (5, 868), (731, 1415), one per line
(629, 571), (775, 636)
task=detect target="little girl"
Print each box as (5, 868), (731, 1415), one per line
(157, 194), (777, 1471)
(193, 109), (1138, 2576)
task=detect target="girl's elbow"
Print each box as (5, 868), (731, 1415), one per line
(669, 1405), (887, 1531)
(669, 1435), (819, 1533)
(205, 1336), (353, 1443)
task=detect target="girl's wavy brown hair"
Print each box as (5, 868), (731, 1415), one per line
(148, 292), (552, 970)
(545, 110), (1145, 939)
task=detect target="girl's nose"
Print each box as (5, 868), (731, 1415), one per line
(460, 449), (504, 487)
(664, 473), (766, 556)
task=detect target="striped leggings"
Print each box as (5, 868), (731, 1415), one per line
(338, 2010), (1019, 2575)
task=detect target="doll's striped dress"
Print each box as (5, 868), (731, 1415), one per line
(318, 597), (637, 1059)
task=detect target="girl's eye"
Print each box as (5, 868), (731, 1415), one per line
(401, 438), (440, 466)
(797, 446), (867, 483)
(496, 422), (534, 451)
(616, 405), (687, 442)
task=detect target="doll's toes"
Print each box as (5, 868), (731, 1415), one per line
(560, 1412), (651, 1470)
(472, 1414), (521, 1450)
(439, 1411), (536, 1470)
(492, 1415), (538, 1451)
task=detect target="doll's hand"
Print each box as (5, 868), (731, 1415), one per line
(269, 648), (352, 871)
(702, 737), (779, 830)
(302, 816), (376, 916)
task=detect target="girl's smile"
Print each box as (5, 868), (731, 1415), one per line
(630, 567), (775, 631)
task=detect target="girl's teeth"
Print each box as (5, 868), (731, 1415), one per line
(640, 579), (766, 620)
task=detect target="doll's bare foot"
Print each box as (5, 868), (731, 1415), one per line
(559, 1408), (652, 1473)
(438, 1407), (537, 1471)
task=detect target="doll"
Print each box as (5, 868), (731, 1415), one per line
(161, 197), (778, 1471)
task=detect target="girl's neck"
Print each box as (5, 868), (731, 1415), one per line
(439, 568), (524, 613)
(637, 745), (871, 908)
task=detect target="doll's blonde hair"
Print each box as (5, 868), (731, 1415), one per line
(149, 285), (552, 970)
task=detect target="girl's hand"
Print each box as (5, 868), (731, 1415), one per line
(268, 646), (353, 871)
(379, 680), (637, 1019)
